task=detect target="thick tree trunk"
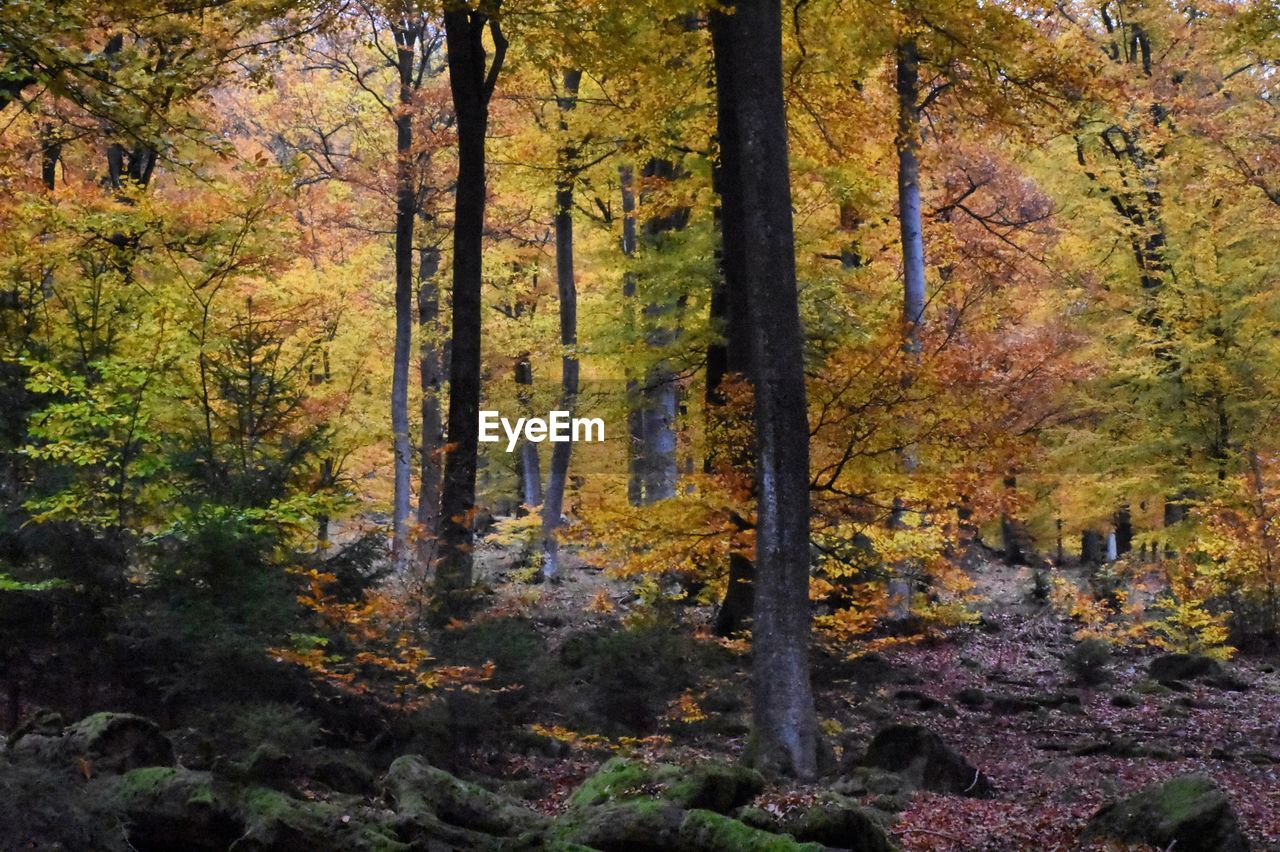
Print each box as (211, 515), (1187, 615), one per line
(709, 161), (756, 637)
(437, 7), (507, 596)
(390, 35), (417, 569)
(417, 247), (444, 561)
(541, 69), (582, 579)
(711, 0), (821, 780)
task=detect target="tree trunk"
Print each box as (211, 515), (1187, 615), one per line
(896, 38), (926, 360)
(390, 26), (419, 570)
(437, 6), (507, 597)
(1113, 504), (1133, 556)
(541, 68), (582, 579)
(620, 166), (645, 506)
(1081, 529), (1105, 565)
(709, 160), (756, 637)
(514, 354), (542, 511)
(417, 246), (444, 561)
(887, 38), (926, 609)
(711, 0), (821, 780)
(634, 158), (686, 504)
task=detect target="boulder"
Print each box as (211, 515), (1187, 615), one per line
(1149, 653), (1222, 684)
(94, 767), (241, 852)
(11, 712), (175, 775)
(234, 786), (407, 852)
(566, 756), (764, 815)
(96, 766), (409, 852)
(740, 793), (894, 852)
(1081, 774), (1248, 852)
(556, 757), (817, 852)
(384, 754), (547, 839)
(863, 724), (992, 797)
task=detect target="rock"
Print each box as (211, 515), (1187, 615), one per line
(989, 694), (1040, 715)
(95, 767), (242, 852)
(1072, 737), (1141, 758)
(832, 767), (906, 797)
(306, 749), (376, 795)
(556, 757), (814, 852)
(679, 809), (824, 852)
(12, 712), (175, 775)
(740, 793), (893, 852)
(384, 754), (547, 839)
(893, 689), (955, 716)
(1149, 653), (1222, 684)
(560, 799), (687, 850)
(1033, 692), (1082, 710)
(6, 709), (63, 744)
(1081, 774), (1248, 852)
(863, 724), (992, 797)
(566, 756), (763, 815)
(235, 786), (407, 852)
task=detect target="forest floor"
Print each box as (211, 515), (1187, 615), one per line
(466, 539), (1280, 851)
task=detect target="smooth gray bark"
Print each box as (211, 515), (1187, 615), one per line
(711, 0), (821, 780)
(540, 70), (582, 579)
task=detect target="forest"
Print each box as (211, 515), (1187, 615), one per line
(2, 0), (1280, 849)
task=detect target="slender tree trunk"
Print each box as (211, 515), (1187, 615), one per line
(896, 38), (926, 361)
(888, 37), (926, 612)
(437, 6), (507, 597)
(635, 159), (686, 504)
(417, 246), (444, 560)
(390, 31), (418, 569)
(711, 0), (821, 780)
(514, 354), (542, 510)
(541, 70), (582, 579)
(620, 166), (645, 506)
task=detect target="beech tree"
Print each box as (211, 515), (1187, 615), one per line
(436, 0), (507, 597)
(710, 0), (821, 779)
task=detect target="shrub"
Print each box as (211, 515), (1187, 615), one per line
(1064, 637), (1113, 685)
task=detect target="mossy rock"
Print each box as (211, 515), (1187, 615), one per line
(738, 793), (895, 851)
(863, 725), (992, 797)
(1148, 653), (1222, 684)
(234, 786), (407, 852)
(384, 754), (548, 839)
(555, 798), (687, 850)
(94, 766), (241, 852)
(1081, 774), (1248, 852)
(12, 712), (175, 775)
(679, 808), (824, 852)
(832, 767), (906, 797)
(567, 756), (764, 815)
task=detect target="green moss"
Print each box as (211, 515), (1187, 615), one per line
(567, 756), (762, 814)
(384, 754), (547, 838)
(566, 757), (675, 808)
(679, 809), (823, 852)
(118, 766), (180, 795)
(1154, 777), (1215, 821)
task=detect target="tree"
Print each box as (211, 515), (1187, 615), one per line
(436, 1), (508, 597)
(710, 0), (821, 779)
(540, 67), (582, 579)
